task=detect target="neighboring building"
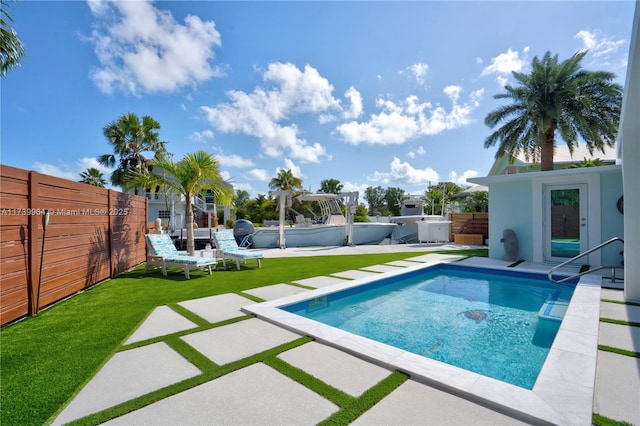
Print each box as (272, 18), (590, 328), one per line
(487, 144), (617, 176)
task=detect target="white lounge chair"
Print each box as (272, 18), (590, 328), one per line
(144, 234), (218, 279)
(212, 230), (263, 270)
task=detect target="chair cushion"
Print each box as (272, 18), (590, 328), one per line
(146, 234), (180, 256)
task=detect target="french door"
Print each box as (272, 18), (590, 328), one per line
(544, 184), (588, 262)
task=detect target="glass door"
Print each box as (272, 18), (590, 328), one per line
(544, 184), (588, 262)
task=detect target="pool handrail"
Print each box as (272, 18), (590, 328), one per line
(547, 237), (624, 284)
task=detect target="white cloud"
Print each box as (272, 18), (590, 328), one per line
(201, 62), (340, 163)
(216, 154), (255, 168)
(574, 29), (625, 67)
(337, 88), (483, 145)
(341, 181), (371, 196)
(33, 157), (114, 183)
(408, 145), (426, 159)
(406, 62), (429, 85)
(343, 86), (363, 119)
(88, 0), (223, 95)
(481, 48), (528, 87)
(190, 130), (214, 142)
(280, 158), (303, 178)
(389, 157), (439, 185)
(245, 168), (270, 181)
(449, 169), (479, 185)
(481, 48), (528, 76)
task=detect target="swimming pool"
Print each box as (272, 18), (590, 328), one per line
(244, 259), (601, 424)
(282, 264), (575, 389)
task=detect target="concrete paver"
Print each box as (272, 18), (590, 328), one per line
(177, 293), (254, 323)
(384, 260), (422, 267)
(278, 341), (391, 397)
(593, 350), (640, 425)
(352, 379), (527, 425)
(331, 269), (380, 280)
(600, 300), (640, 323)
(103, 363), (338, 425)
(124, 306), (198, 345)
(52, 342), (201, 425)
(242, 283), (310, 301)
(360, 264), (404, 273)
(180, 318), (300, 365)
(599, 321), (640, 352)
(292, 275), (348, 288)
(601, 288), (627, 302)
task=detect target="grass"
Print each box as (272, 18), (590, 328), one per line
(1, 249), (487, 426)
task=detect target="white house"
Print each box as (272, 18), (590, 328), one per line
(469, 3), (639, 302)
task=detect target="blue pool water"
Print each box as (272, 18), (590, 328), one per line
(283, 264), (576, 389)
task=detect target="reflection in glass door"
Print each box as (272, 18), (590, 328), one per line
(545, 185), (587, 261)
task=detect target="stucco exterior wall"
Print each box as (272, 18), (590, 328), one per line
(487, 180), (533, 261)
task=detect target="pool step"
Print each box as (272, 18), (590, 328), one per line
(538, 291), (568, 322)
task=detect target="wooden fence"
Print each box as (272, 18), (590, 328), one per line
(0, 165), (148, 326)
(449, 212), (489, 243)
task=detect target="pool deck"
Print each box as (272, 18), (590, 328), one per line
(52, 244), (639, 425)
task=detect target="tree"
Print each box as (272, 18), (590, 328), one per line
(245, 194), (277, 224)
(1, 0), (25, 77)
(484, 51), (622, 171)
(98, 113), (167, 189)
(462, 191), (489, 213)
(79, 168), (107, 187)
(233, 189), (251, 219)
(269, 169), (303, 192)
(569, 157), (605, 168)
(424, 182), (462, 215)
(126, 150), (233, 255)
(384, 187), (405, 216)
(364, 186), (386, 215)
(319, 179), (343, 194)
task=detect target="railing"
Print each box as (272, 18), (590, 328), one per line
(548, 237), (624, 284)
(193, 194), (216, 213)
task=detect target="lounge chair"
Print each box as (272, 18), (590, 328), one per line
(144, 234), (218, 279)
(212, 230), (263, 270)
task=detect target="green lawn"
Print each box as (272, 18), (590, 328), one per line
(1, 250), (486, 426)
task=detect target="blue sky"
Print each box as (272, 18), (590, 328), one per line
(2, 1), (635, 197)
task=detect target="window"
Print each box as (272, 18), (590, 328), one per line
(158, 210), (170, 219)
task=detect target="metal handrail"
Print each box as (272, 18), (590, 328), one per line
(548, 237), (624, 284)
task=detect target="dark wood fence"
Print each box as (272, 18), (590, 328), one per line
(0, 165), (148, 326)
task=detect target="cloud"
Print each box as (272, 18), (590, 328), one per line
(33, 157), (114, 182)
(201, 62), (340, 163)
(245, 168), (270, 181)
(279, 158), (303, 179)
(190, 130), (214, 142)
(389, 157), (439, 185)
(343, 86), (363, 119)
(87, 0), (223, 95)
(367, 157), (440, 186)
(341, 181), (371, 196)
(216, 154), (255, 168)
(449, 169), (479, 185)
(574, 29), (626, 68)
(408, 145), (426, 159)
(406, 62), (429, 85)
(481, 48), (528, 86)
(336, 88), (484, 145)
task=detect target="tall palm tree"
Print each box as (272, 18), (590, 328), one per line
(126, 150), (234, 255)
(98, 113), (167, 189)
(1, 0), (25, 77)
(79, 168), (107, 187)
(269, 168), (303, 192)
(484, 51), (622, 171)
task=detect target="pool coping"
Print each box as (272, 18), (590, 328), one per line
(243, 259), (600, 425)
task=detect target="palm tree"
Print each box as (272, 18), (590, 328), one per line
(269, 169), (303, 192)
(1, 0), (25, 77)
(79, 168), (107, 187)
(98, 113), (167, 189)
(125, 150), (233, 255)
(320, 178), (343, 194)
(569, 157), (605, 168)
(484, 51), (622, 171)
